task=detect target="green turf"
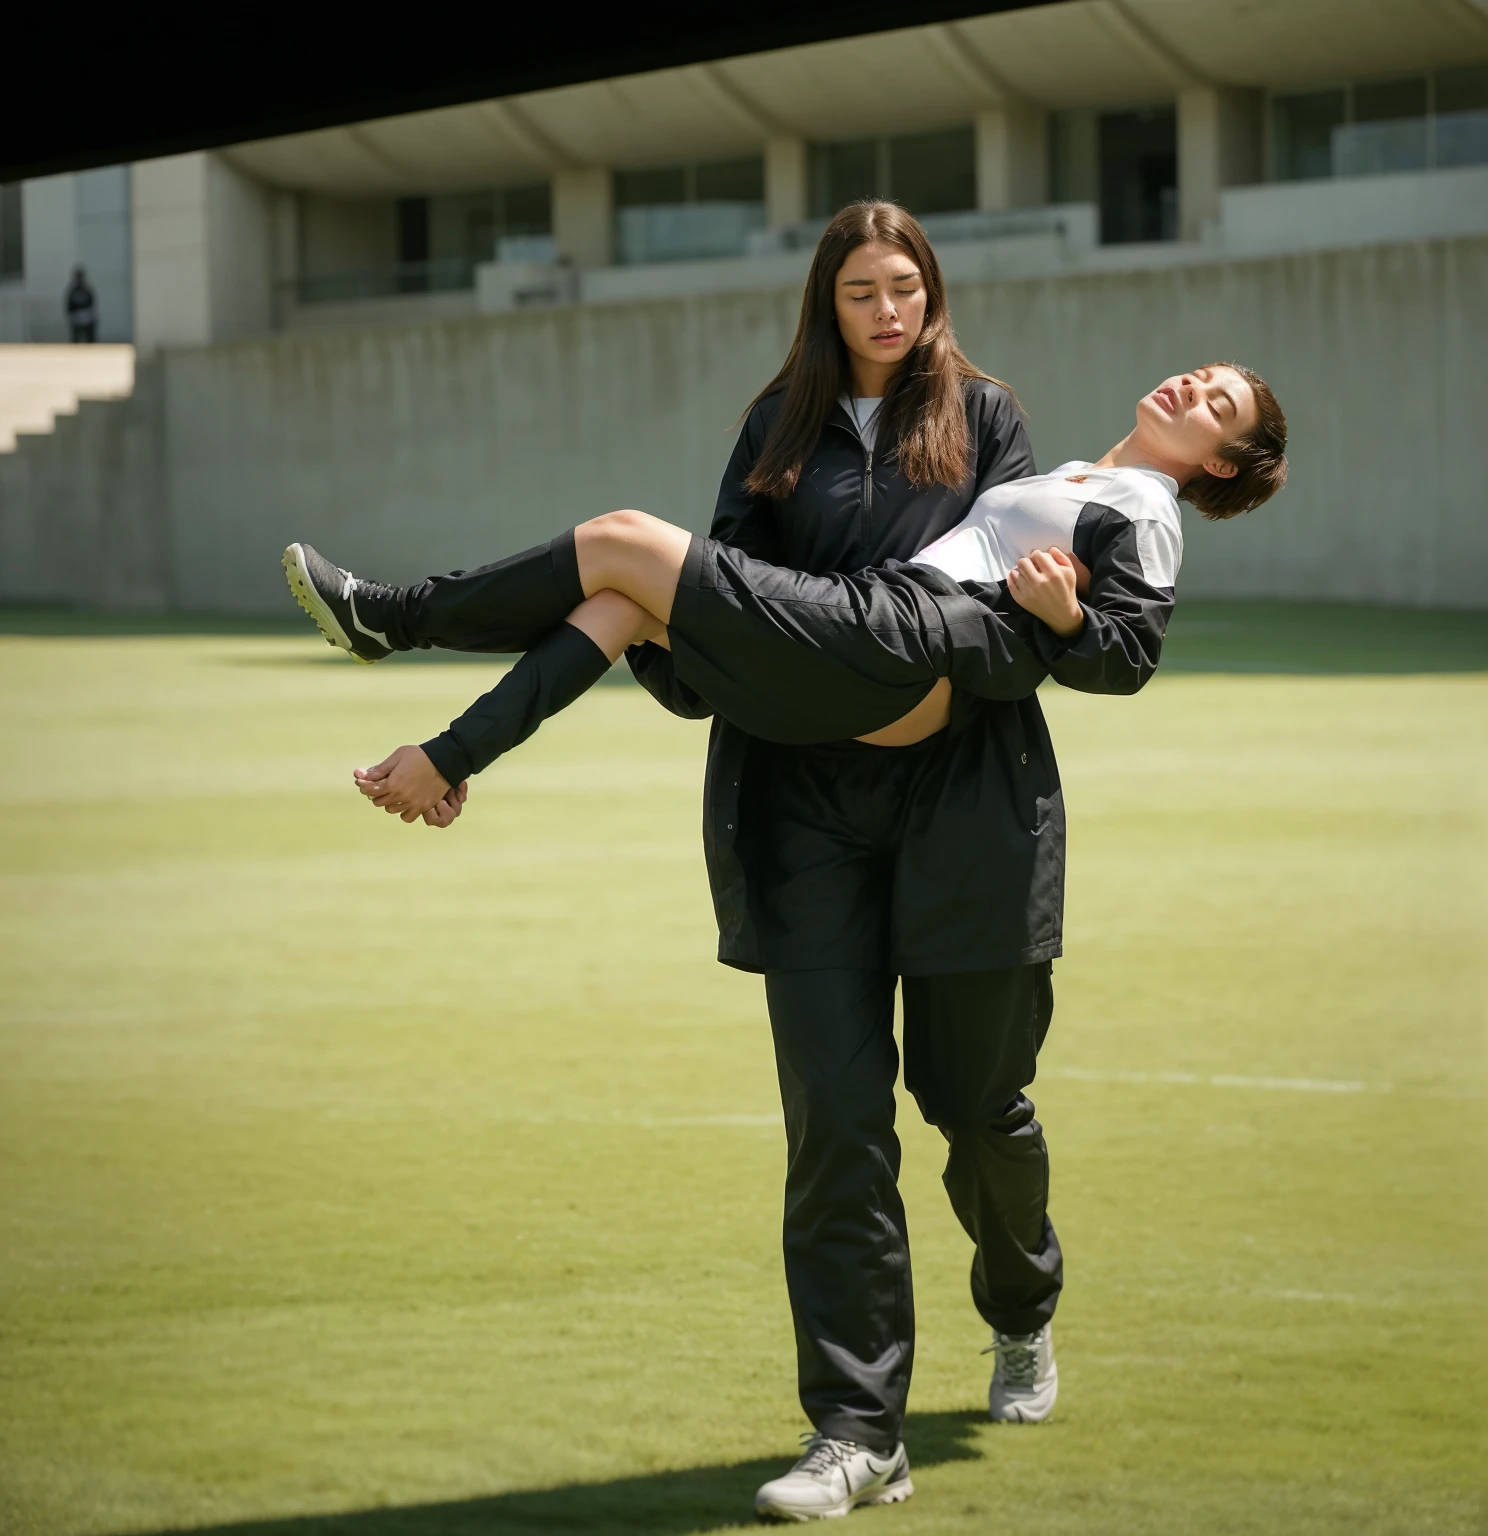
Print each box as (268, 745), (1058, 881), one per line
(1, 609), (1483, 1536)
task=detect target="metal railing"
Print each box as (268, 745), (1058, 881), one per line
(746, 204), (1101, 257)
(614, 203), (766, 265)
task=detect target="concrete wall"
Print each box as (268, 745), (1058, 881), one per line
(4, 236), (1484, 612)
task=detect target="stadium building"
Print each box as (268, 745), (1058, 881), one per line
(2, 0), (1486, 611)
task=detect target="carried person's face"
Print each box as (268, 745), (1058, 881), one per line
(833, 242), (927, 381)
(1137, 365), (1259, 478)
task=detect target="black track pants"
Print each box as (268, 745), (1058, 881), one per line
(764, 964), (1061, 1454)
(385, 530), (584, 653)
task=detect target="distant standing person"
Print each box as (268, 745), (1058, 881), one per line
(65, 268), (97, 343)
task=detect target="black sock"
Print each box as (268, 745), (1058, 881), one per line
(388, 528), (585, 652)
(420, 623), (612, 784)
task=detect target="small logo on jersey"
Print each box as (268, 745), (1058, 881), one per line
(1065, 474), (1090, 483)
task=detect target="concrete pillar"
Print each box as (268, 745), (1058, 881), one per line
(204, 155), (273, 342)
(765, 136), (809, 229)
(976, 105), (1048, 211)
(1178, 87), (1262, 241)
(1050, 109), (1098, 205)
(132, 156), (212, 352)
(552, 168), (613, 269)
(131, 153), (272, 354)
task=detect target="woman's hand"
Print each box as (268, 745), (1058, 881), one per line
(353, 746), (452, 821)
(420, 780), (468, 828)
(1006, 548), (1085, 639)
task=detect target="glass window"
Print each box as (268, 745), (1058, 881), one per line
(1435, 65), (1488, 169)
(1336, 78), (1429, 176)
(430, 191), (496, 264)
(1271, 69), (1488, 181)
(615, 204), (766, 264)
(612, 158), (766, 264)
(1353, 77), (1427, 124)
(810, 129), (976, 218)
(695, 158), (765, 203)
(1099, 107), (1177, 244)
(614, 167), (688, 208)
(1437, 64), (1488, 115)
(888, 127), (975, 215)
(615, 159), (764, 208)
(499, 184), (552, 237)
(396, 197), (429, 265)
(0, 183), (22, 280)
(1272, 90), (1346, 181)
(811, 140), (880, 217)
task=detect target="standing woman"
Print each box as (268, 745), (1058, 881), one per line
(629, 201), (1065, 1522)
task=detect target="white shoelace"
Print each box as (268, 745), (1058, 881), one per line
(793, 1432), (863, 1476)
(983, 1331), (1040, 1387)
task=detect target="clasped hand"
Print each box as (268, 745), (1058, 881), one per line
(1006, 547), (1089, 638)
(354, 744), (468, 826)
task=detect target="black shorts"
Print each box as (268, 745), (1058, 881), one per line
(666, 536), (963, 744)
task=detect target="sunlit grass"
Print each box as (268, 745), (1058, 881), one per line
(1, 614), (1483, 1535)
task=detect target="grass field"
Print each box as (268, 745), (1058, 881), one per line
(1, 604), (1484, 1536)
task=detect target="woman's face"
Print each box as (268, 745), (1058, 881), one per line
(833, 241), (927, 382)
(1136, 365), (1259, 473)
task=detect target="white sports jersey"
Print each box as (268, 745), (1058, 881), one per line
(914, 461), (1183, 592)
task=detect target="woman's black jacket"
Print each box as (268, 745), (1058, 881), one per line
(628, 380), (1064, 973)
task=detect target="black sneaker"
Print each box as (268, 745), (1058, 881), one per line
(282, 543), (398, 664)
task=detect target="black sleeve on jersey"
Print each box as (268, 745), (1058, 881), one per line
(1032, 501), (1175, 695)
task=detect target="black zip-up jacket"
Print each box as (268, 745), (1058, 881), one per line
(630, 380), (1073, 972)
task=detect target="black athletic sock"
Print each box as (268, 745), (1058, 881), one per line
(386, 528), (585, 652)
(420, 622), (612, 784)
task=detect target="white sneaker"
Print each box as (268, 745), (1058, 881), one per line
(754, 1433), (913, 1522)
(986, 1323), (1058, 1422)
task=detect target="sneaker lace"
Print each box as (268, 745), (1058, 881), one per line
(793, 1432), (861, 1476)
(350, 575), (401, 604)
(982, 1331), (1040, 1388)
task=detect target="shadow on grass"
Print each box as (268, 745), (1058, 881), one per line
(129, 1411), (986, 1536)
(4, 601), (1485, 676)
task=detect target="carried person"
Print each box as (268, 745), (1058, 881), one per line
(283, 361), (1285, 797)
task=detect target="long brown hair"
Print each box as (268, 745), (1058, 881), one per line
(744, 201), (1004, 499)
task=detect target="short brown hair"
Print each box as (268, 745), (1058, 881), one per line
(1183, 363), (1288, 521)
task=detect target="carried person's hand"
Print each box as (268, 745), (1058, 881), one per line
(1007, 547), (1085, 639)
(420, 780), (468, 829)
(353, 745), (452, 821)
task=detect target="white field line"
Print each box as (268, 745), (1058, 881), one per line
(1249, 1288), (1360, 1304)
(1049, 1066), (1373, 1094)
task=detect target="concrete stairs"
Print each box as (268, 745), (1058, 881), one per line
(0, 357), (170, 610)
(0, 344), (136, 452)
